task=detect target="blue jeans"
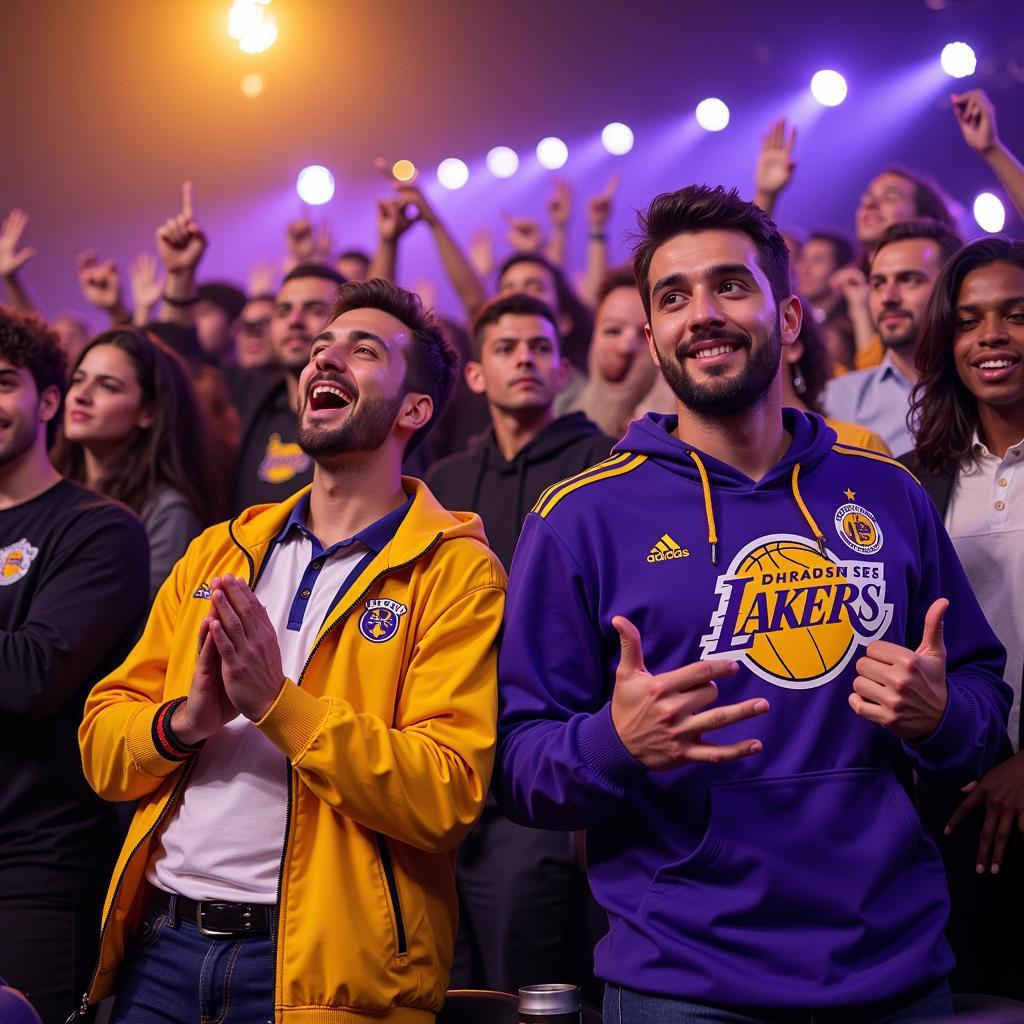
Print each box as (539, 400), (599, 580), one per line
(108, 905), (275, 1024)
(603, 981), (954, 1024)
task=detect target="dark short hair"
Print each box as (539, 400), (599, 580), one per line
(911, 238), (1024, 474)
(197, 281), (247, 322)
(883, 165), (958, 230)
(807, 230), (856, 271)
(496, 252), (594, 369)
(632, 185), (791, 319)
(872, 219), (964, 268)
(282, 263), (347, 287)
(0, 305), (68, 446)
(470, 293), (561, 359)
(325, 279), (458, 454)
(596, 266), (638, 307)
(337, 249), (370, 265)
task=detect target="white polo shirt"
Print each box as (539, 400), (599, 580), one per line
(148, 493), (411, 902)
(945, 433), (1024, 750)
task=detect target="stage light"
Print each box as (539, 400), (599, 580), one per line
(486, 146), (519, 178)
(240, 73), (264, 98)
(695, 98), (730, 132)
(228, 0), (277, 54)
(810, 70), (848, 107)
(941, 42), (977, 78)
(601, 122), (634, 156)
(437, 158), (469, 190)
(536, 137), (569, 170)
(296, 165), (335, 206)
(392, 160), (417, 182)
(974, 192), (1005, 233)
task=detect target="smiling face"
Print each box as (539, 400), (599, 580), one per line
(868, 238), (944, 354)
(466, 312), (567, 414)
(856, 172), (917, 249)
(644, 228), (799, 417)
(0, 359), (58, 470)
(953, 260), (1024, 412)
(297, 307), (420, 460)
(64, 343), (152, 449)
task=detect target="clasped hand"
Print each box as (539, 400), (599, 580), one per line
(172, 575), (285, 746)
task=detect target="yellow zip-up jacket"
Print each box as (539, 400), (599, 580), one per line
(78, 478), (505, 1024)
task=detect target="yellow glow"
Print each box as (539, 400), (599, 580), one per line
(240, 73), (264, 98)
(228, 0), (277, 54)
(392, 160), (417, 182)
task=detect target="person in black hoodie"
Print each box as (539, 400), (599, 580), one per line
(428, 292), (612, 570)
(428, 292), (612, 997)
(0, 307), (148, 1023)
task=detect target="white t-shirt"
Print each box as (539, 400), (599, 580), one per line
(148, 523), (375, 902)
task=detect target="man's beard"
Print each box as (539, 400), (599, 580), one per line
(0, 413), (40, 470)
(656, 325), (781, 416)
(879, 318), (917, 351)
(297, 381), (404, 460)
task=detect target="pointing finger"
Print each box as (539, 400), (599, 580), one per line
(182, 180), (194, 220)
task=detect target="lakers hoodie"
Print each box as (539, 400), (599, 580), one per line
(495, 410), (1010, 1008)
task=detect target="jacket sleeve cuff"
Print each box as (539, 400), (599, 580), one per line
(127, 702), (194, 779)
(576, 702), (647, 792)
(255, 680), (329, 762)
(903, 681), (976, 770)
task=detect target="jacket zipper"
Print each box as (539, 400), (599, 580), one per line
(69, 518), (255, 1022)
(375, 833), (408, 955)
(67, 759), (196, 1022)
(231, 525), (443, 1008)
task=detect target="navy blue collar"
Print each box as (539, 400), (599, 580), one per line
(274, 491), (413, 557)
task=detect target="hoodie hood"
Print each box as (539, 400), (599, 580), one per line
(616, 409), (838, 564)
(475, 410), (608, 470)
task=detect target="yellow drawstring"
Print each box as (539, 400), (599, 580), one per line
(687, 450), (719, 565)
(791, 463), (828, 557)
(687, 453), (829, 565)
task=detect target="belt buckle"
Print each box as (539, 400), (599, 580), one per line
(196, 902), (242, 937)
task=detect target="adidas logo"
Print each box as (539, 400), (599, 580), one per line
(647, 534), (690, 563)
(192, 582), (211, 599)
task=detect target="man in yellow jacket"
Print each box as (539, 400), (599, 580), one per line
(76, 280), (506, 1024)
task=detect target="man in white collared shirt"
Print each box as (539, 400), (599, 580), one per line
(903, 237), (1024, 1001)
(824, 220), (962, 455)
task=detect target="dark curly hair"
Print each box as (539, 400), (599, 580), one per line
(0, 305), (68, 446)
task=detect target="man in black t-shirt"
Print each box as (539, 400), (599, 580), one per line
(0, 307), (148, 1023)
(230, 264), (345, 513)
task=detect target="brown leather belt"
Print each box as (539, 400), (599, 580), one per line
(150, 887), (276, 937)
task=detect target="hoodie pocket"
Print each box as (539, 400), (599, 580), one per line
(640, 768), (947, 988)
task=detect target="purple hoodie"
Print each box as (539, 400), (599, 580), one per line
(495, 410), (1010, 1008)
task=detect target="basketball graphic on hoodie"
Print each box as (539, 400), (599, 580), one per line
(700, 533), (893, 689)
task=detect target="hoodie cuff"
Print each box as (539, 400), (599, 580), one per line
(255, 680), (330, 762)
(576, 702), (648, 792)
(903, 681), (976, 770)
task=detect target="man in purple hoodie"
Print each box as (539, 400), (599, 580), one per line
(495, 185), (1011, 1023)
